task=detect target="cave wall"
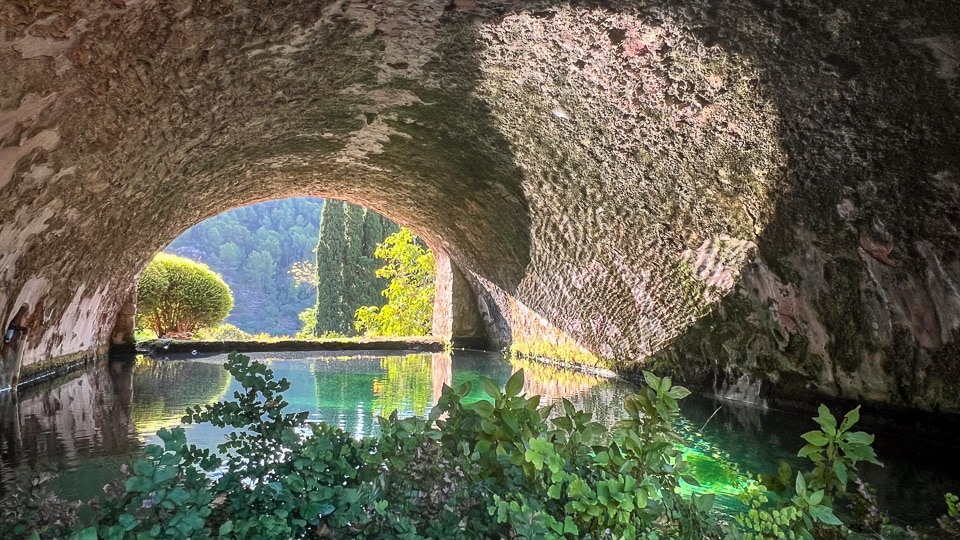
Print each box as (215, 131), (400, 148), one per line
(1, 0), (958, 411)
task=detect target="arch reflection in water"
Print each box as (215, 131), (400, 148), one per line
(0, 360), (139, 501)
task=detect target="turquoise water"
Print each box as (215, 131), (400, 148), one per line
(1, 350), (957, 525)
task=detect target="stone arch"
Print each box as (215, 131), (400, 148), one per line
(2, 1), (960, 411)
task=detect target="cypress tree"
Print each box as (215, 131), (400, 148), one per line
(315, 200), (348, 335)
(342, 203), (367, 329)
(382, 214), (400, 238)
(360, 211), (387, 308)
(312, 201), (404, 336)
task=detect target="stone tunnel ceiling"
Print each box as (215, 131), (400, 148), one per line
(1, 0), (959, 411)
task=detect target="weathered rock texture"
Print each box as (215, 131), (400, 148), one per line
(432, 250), (488, 347)
(1, 1), (958, 411)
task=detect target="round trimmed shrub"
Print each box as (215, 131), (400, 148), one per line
(136, 253), (234, 338)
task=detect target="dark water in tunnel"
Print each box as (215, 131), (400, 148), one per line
(0, 350), (957, 527)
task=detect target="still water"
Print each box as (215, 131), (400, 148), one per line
(1, 350), (958, 526)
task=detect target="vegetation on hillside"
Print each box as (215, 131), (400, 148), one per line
(164, 198), (322, 336)
(136, 254), (233, 338)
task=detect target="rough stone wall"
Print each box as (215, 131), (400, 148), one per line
(432, 249), (487, 346)
(1, 1), (959, 411)
(645, 0), (960, 413)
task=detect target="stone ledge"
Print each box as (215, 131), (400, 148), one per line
(138, 338), (448, 356)
(12, 346), (108, 392)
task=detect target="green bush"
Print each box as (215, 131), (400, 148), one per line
(8, 353), (918, 540)
(136, 254), (233, 338)
(192, 324), (252, 341)
(940, 493), (960, 537)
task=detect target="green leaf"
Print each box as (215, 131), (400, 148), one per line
(800, 430), (829, 447)
(643, 371), (661, 390)
(833, 460), (848, 488)
(527, 394), (541, 410)
(153, 465), (178, 484)
(635, 488), (648, 508)
(505, 369), (524, 398)
(809, 504), (843, 526)
(797, 444), (821, 459)
(694, 492), (715, 512)
(795, 472), (806, 496)
(475, 439), (491, 455)
(480, 377), (501, 400)
(842, 431), (874, 445)
(777, 460), (793, 484)
(133, 460), (155, 477)
(125, 476), (154, 493)
(839, 406), (860, 432)
(667, 386), (691, 400)
(219, 520), (234, 535)
(182, 513), (204, 529)
(470, 399), (495, 418)
(624, 397), (639, 419)
(562, 398), (576, 418)
(524, 448), (544, 470)
(71, 527), (99, 540)
(167, 487), (191, 506)
(814, 405), (837, 435)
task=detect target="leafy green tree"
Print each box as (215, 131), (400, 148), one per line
(136, 253), (234, 337)
(296, 307), (317, 339)
(218, 243), (243, 271)
(355, 228), (435, 337)
(242, 250), (277, 290)
(315, 200), (348, 335)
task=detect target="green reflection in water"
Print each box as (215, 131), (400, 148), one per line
(4, 350), (953, 525)
(372, 354), (433, 417)
(674, 415), (754, 513)
(10, 351), (758, 513)
(131, 356), (232, 441)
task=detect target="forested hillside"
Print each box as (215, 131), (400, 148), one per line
(165, 198), (323, 335)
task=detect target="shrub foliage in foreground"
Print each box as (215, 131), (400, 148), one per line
(15, 353), (911, 539)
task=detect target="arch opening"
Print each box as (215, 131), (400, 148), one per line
(117, 196), (490, 350)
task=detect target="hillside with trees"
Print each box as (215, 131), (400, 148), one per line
(164, 198), (323, 335)
(163, 197), (430, 338)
